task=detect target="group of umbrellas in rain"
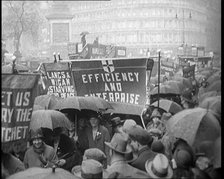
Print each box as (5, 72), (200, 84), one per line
(150, 68), (221, 107)
(30, 66), (221, 147)
(6, 65), (221, 178)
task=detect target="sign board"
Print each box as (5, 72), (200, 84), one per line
(79, 44), (107, 59)
(177, 46), (184, 56)
(43, 62), (76, 98)
(192, 47), (197, 56)
(161, 61), (174, 77)
(115, 46), (126, 57)
(71, 58), (152, 105)
(183, 64), (195, 80)
(67, 42), (77, 55)
(1, 74), (40, 153)
(197, 47), (205, 57)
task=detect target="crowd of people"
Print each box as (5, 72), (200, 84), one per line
(1, 67), (221, 179)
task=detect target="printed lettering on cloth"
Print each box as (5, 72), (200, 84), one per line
(161, 61), (174, 77)
(71, 58), (152, 105)
(182, 64), (195, 80)
(42, 62), (76, 98)
(1, 74), (40, 153)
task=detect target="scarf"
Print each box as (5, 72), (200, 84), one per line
(33, 142), (46, 154)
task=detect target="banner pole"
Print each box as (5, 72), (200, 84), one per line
(157, 51), (161, 108)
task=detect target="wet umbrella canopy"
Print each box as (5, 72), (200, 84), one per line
(30, 110), (71, 131)
(198, 91), (221, 104)
(212, 136), (221, 169)
(80, 31), (89, 36)
(195, 74), (207, 84)
(151, 99), (183, 115)
(55, 96), (113, 112)
(164, 80), (185, 93)
(205, 80), (221, 93)
(199, 96), (221, 122)
(7, 166), (78, 179)
(33, 94), (62, 110)
(206, 74), (220, 85)
(105, 101), (144, 116)
(172, 76), (193, 89)
(150, 84), (180, 95)
(167, 107), (221, 147)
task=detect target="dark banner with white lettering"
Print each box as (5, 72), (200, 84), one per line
(183, 64), (195, 80)
(161, 61), (175, 77)
(71, 58), (150, 105)
(43, 62), (76, 98)
(1, 74), (40, 153)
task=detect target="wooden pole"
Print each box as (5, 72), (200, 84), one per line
(157, 51), (161, 108)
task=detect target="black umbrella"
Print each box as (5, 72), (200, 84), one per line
(80, 31), (89, 36)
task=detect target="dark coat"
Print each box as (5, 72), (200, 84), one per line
(56, 133), (82, 171)
(105, 160), (150, 178)
(2, 153), (25, 176)
(42, 132), (82, 171)
(130, 146), (157, 172)
(77, 128), (89, 155)
(85, 125), (111, 164)
(23, 143), (57, 168)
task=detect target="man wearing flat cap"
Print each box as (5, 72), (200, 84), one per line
(72, 159), (104, 179)
(104, 133), (149, 178)
(128, 125), (157, 172)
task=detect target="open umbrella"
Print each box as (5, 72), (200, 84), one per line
(205, 80), (221, 93)
(164, 80), (185, 92)
(167, 107), (221, 147)
(56, 96), (113, 112)
(212, 136), (221, 169)
(80, 31), (89, 36)
(150, 75), (167, 84)
(82, 96), (113, 111)
(197, 67), (213, 73)
(150, 84), (180, 95)
(33, 94), (62, 110)
(30, 110), (71, 131)
(195, 73), (206, 84)
(8, 166), (78, 179)
(199, 96), (221, 122)
(172, 76), (193, 89)
(207, 74), (220, 85)
(198, 91), (221, 104)
(200, 70), (213, 78)
(151, 99), (183, 115)
(105, 102), (144, 116)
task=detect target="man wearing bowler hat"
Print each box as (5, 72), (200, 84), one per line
(110, 116), (125, 137)
(128, 125), (157, 172)
(104, 132), (149, 178)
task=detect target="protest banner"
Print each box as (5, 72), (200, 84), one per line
(161, 60), (175, 77)
(71, 57), (153, 105)
(42, 62), (76, 98)
(1, 74), (40, 153)
(182, 64), (196, 80)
